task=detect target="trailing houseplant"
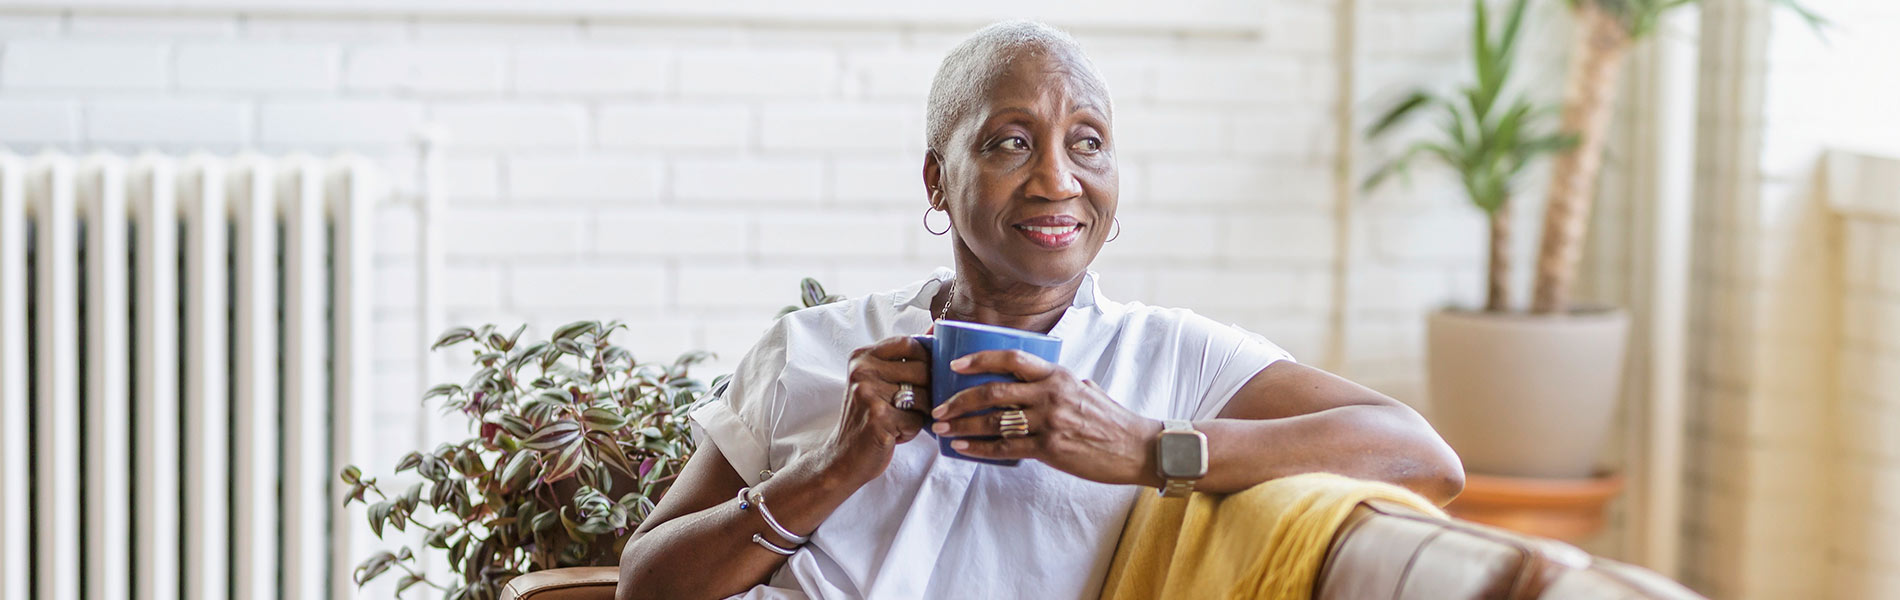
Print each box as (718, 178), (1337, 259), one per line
(340, 320), (722, 599)
(341, 279), (844, 600)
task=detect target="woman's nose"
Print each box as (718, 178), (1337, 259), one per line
(1024, 149), (1083, 202)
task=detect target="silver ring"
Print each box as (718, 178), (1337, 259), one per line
(893, 383), (916, 411)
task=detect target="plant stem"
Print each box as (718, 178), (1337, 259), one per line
(1531, 1), (1631, 314)
(1487, 199), (1512, 312)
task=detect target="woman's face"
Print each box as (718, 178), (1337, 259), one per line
(928, 50), (1118, 290)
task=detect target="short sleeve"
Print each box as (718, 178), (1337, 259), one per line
(1183, 317), (1294, 421)
(689, 319), (790, 487)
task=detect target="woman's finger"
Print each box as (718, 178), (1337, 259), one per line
(862, 335), (930, 363)
(855, 357), (930, 388)
(947, 435), (1038, 460)
(948, 349), (1057, 381)
(929, 406), (1035, 439)
(933, 381), (1035, 420)
(888, 407), (929, 444)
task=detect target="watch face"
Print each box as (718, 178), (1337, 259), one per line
(1158, 432), (1207, 478)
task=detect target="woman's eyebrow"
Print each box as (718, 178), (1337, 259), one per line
(983, 106), (1038, 123)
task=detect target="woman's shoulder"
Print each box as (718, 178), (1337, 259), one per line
(1106, 301), (1281, 352)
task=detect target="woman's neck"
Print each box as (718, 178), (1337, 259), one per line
(933, 271), (1080, 334)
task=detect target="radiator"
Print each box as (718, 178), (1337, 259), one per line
(0, 152), (375, 600)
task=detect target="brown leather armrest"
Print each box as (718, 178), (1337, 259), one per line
(500, 566), (619, 600)
(1315, 499), (1704, 600)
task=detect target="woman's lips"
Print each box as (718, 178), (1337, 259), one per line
(1013, 223), (1083, 248)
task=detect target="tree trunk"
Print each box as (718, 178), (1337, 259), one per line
(1530, 2), (1631, 314)
(1487, 200), (1511, 313)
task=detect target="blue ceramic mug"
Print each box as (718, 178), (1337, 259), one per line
(911, 320), (1062, 466)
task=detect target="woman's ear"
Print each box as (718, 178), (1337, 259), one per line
(922, 150), (944, 210)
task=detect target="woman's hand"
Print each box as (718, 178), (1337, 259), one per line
(809, 335), (933, 488)
(929, 350), (1162, 486)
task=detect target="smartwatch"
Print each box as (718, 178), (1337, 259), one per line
(1156, 419), (1207, 497)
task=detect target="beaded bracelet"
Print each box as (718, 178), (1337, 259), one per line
(737, 486), (811, 546)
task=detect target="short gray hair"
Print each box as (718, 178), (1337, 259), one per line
(924, 20), (1111, 153)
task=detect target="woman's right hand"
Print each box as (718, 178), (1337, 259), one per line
(810, 335), (932, 487)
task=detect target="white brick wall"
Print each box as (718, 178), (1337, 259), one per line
(0, 4), (1517, 597)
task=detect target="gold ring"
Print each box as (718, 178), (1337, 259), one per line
(998, 408), (1030, 438)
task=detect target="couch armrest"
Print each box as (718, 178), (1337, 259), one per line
(1315, 500), (1704, 600)
(500, 566), (619, 600)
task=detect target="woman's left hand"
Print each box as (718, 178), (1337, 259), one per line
(929, 350), (1162, 486)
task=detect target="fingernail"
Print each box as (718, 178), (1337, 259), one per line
(951, 440), (970, 450)
(932, 423), (949, 434)
(950, 357), (971, 371)
(932, 406), (947, 418)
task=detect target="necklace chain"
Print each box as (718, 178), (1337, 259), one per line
(937, 279), (955, 321)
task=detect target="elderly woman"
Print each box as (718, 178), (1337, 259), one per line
(618, 21), (1461, 600)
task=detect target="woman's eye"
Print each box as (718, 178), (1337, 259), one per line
(998, 137), (1029, 151)
(1071, 138), (1103, 153)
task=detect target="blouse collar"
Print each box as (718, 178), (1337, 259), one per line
(894, 267), (1103, 312)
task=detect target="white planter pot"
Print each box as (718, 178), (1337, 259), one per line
(1426, 308), (1629, 478)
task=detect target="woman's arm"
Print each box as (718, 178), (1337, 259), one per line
(934, 354), (1464, 505)
(615, 442), (858, 600)
(617, 336), (932, 600)
(1195, 361), (1463, 502)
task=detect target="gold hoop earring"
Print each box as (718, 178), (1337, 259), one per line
(1107, 218), (1121, 242)
(924, 206), (951, 236)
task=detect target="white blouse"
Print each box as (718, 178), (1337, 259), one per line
(690, 268), (1292, 600)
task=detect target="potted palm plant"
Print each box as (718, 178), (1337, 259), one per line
(1371, 0), (1824, 483)
(1366, 0), (1608, 479)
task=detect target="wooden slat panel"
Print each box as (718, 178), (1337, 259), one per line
(0, 155), (31, 600)
(230, 159), (280, 600)
(81, 156), (133, 600)
(281, 159), (330, 600)
(181, 158), (229, 600)
(32, 155), (81, 600)
(328, 159), (374, 600)
(131, 156), (182, 600)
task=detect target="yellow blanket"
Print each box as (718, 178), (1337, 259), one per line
(1099, 473), (1446, 600)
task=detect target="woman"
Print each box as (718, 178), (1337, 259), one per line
(618, 21), (1462, 600)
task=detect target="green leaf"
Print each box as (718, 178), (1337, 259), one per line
(542, 441), (589, 484)
(799, 278), (827, 308)
(672, 350), (715, 370)
(581, 407), (628, 433)
(395, 573), (425, 597)
(505, 341), (550, 372)
(487, 413), (533, 440)
(432, 327), (476, 350)
(354, 550), (396, 584)
(340, 465), (362, 485)
(1366, 91), (1437, 139)
(368, 501), (393, 538)
(422, 383), (462, 403)
(394, 452), (424, 473)
(551, 320), (598, 343)
(523, 421), (582, 451)
(417, 455), (449, 481)
(601, 345), (635, 368)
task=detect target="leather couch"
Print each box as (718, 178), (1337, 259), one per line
(500, 499), (1704, 600)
